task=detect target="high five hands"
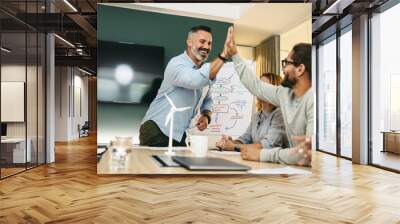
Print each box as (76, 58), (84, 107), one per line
(222, 26), (238, 58)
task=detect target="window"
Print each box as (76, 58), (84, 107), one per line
(0, 2), (46, 179)
(339, 27), (352, 158)
(370, 2), (400, 171)
(317, 35), (337, 154)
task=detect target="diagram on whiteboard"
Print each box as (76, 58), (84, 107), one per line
(208, 62), (255, 137)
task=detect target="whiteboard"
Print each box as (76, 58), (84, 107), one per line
(1, 82), (25, 122)
(208, 61), (255, 137)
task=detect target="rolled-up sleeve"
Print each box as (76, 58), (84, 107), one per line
(259, 147), (311, 166)
(165, 60), (214, 89)
(231, 54), (280, 107)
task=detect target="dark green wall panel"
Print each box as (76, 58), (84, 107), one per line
(98, 4), (232, 67)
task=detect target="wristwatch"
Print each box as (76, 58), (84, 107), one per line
(218, 53), (228, 63)
(233, 144), (241, 152)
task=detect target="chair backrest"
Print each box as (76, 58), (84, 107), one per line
(82, 121), (90, 129)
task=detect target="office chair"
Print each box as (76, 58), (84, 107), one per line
(79, 121), (90, 138)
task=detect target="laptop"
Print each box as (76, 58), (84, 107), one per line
(172, 156), (250, 171)
(152, 155), (181, 167)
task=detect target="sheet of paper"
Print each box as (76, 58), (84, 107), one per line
(248, 166), (312, 175)
(133, 146), (188, 151)
(209, 150), (241, 155)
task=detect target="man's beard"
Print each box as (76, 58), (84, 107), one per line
(191, 46), (209, 62)
(281, 75), (297, 88)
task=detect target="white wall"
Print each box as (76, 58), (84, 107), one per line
(280, 19), (312, 65)
(76, 74), (89, 123)
(1, 82), (25, 122)
(2, 63), (46, 163)
(1, 65), (35, 138)
(72, 73), (89, 138)
(55, 67), (69, 141)
(1, 64), (26, 81)
(55, 67), (89, 141)
(237, 45), (254, 61)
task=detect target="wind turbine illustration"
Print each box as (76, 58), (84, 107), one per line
(164, 93), (191, 156)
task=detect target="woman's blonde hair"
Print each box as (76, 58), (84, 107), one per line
(256, 73), (282, 111)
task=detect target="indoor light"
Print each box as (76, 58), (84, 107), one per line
(54, 34), (75, 48)
(322, 0), (354, 15)
(78, 67), (93, 76)
(63, 0), (78, 12)
(115, 64), (134, 85)
(1, 47), (11, 53)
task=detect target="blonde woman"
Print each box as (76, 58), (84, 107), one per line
(216, 73), (288, 152)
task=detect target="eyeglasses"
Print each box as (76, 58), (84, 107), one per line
(281, 59), (299, 68)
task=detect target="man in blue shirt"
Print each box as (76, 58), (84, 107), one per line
(139, 25), (230, 146)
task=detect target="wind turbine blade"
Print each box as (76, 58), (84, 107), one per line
(164, 93), (176, 108)
(176, 107), (191, 112)
(165, 111), (172, 127)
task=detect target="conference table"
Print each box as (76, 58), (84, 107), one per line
(97, 146), (311, 175)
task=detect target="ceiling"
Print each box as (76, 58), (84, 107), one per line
(104, 3), (311, 47)
(0, 0), (393, 75)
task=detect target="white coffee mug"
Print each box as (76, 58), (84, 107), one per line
(186, 135), (208, 157)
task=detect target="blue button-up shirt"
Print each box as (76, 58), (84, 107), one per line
(141, 51), (215, 142)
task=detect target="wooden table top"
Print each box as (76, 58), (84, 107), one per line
(381, 131), (400, 134)
(97, 147), (310, 175)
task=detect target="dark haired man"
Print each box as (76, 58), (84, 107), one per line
(140, 25), (231, 146)
(224, 27), (313, 166)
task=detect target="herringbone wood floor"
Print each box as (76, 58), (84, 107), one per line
(1, 135), (400, 224)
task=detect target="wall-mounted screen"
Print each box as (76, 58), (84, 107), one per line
(97, 41), (164, 104)
(1, 81), (25, 122)
(97, 41), (164, 144)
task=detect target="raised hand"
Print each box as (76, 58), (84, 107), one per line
(225, 26), (233, 45)
(222, 26), (237, 58)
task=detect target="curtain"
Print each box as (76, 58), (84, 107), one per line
(254, 35), (280, 77)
